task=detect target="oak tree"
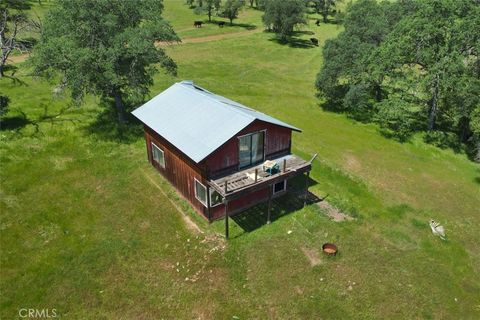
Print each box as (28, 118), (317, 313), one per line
(31, 0), (179, 124)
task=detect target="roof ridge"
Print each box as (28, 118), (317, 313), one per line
(177, 81), (257, 121)
(175, 81), (300, 132)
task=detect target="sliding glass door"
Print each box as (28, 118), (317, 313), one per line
(239, 131), (265, 169)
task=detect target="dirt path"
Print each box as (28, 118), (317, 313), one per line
(10, 28), (263, 64)
(300, 246), (323, 267)
(163, 28), (262, 45)
(9, 54), (30, 64)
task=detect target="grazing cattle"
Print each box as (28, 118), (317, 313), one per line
(218, 21), (225, 28)
(194, 21), (203, 28)
(310, 38), (319, 46)
(315, 19), (320, 26)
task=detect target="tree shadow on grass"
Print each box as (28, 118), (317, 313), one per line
(423, 131), (465, 154)
(1, 104), (80, 135)
(231, 188), (321, 235)
(0, 113), (32, 131)
(307, 14), (343, 25)
(84, 107), (143, 144)
(204, 19), (257, 30)
(474, 169), (480, 185)
(268, 31), (318, 49)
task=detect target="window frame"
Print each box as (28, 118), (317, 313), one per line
(194, 178), (208, 207)
(151, 142), (166, 168)
(237, 130), (266, 169)
(273, 180), (287, 195)
(209, 189), (223, 208)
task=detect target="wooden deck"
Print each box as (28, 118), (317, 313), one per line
(208, 154), (311, 201)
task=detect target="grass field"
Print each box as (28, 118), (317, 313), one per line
(1, 1), (479, 318)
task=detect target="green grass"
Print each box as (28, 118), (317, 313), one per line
(163, 1), (264, 39)
(1, 0), (480, 318)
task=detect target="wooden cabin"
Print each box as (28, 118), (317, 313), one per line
(132, 81), (312, 237)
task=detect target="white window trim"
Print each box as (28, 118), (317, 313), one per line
(209, 189), (223, 208)
(273, 180), (287, 195)
(238, 129), (267, 169)
(151, 142), (165, 168)
(237, 129), (267, 140)
(194, 178), (208, 207)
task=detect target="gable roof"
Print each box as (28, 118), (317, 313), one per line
(131, 81), (301, 163)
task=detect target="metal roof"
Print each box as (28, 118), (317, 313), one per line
(131, 81), (301, 163)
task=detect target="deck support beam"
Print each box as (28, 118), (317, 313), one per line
(224, 182), (229, 239)
(267, 184), (273, 224)
(206, 185), (211, 221)
(303, 171), (310, 207)
(224, 200), (229, 239)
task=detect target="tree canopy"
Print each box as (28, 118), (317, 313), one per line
(205, 0), (221, 21)
(316, 0), (480, 160)
(312, 0), (342, 23)
(31, 0), (179, 124)
(262, 0), (307, 40)
(221, 0), (244, 25)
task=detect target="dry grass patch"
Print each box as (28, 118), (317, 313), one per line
(317, 200), (354, 222)
(300, 246), (323, 267)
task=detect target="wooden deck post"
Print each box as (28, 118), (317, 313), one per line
(225, 199), (229, 239)
(224, 182), (229, 239)
(206, 185), (211, 221)
(303, 171), (310, 207)
(267, 184), (273, 224)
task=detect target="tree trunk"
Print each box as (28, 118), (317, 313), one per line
(428, 75), (439, 131)
(0, 51), (8, 78)
(114, 91), (127, 124)
(475, 141), (480, 163)
(322, 10), (328, 23)
(230, 17), (233, 25)
(373, 83), (382, 102)
(458, 116), (471, 143)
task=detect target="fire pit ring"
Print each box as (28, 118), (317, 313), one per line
(322, 243), (338, 256)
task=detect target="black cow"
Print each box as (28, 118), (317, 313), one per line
(310, 38), (319, 46)
(315, 19), (320, 26)
(218, 21), (225, 28)
(194, 21), (203, 28)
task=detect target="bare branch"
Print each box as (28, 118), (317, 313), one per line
(0, 7), (41, 77)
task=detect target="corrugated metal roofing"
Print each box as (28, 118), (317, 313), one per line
(131, 81), (301, 163)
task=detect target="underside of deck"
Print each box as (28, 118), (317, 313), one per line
(208, 154), (312, 201)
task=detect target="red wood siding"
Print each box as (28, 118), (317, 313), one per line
(143, 120), (293, 221)
(144, 125), (210, 219)
(202, 120), (292, 178)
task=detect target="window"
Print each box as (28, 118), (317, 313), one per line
(209, 189), (223, 207)
(194, 178), (207, 207)
(151, 143), (165, 168)
(239, 131), (265, 169)
(273, 180), (287, 194)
